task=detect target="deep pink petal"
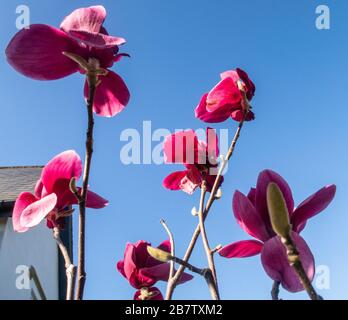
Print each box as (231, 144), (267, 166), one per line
(122, 243), (138, 280)
(231, 109), (255, 122)
(261, 233), (315, 293)
(133, 287), (164, 300)
(6, 24), (80, 80)
(19, 193), (57, 228)
(132, 240), (152, 269)
(41, 150), (82, 195)
(291, 185), (336, 233)
(34, 179), (44, 198)
(255, 170), (294, 233)
(247, 187), (256, 205)
(68, 30), (125, 48)
(180, 166), (201, 194)
(12, 192), (37, 233)
(163, 130), (198, 164)
(85, 190), (109, 209)
(195, 93), (233, 123)
(220, 70), (240, 82)
(220, 68), (256, 101)
(206, 77), (242, 113)
(157, 240), (171, 253)
(84, 71), (130, 117)
(163, 171), (188, 191)
(219, 240), (263, 258)
(51, 183), (108, 210)
(236, 68), (256, 100)
(140, 263), (193, 284)
(60, 5), (106, 33)
(116, 260), (126, 278)
(233, 191), (270, 241)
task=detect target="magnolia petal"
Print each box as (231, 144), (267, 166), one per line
(41, 150), (82, 194)
(233, 190), (270, 241)
(291, 185), (336, 233)
(219, 240), (263, 258)
(236, 68), (256, 100)
(85, 190), (109, 209)
(84, 71), (130, 117)
(6, 24), (80, 80)
(247, 187), (257, 205)
(122, 243), (138, 280)
(231, 109), (255, 122)
(116, 260), (127, 278)
(140, 263), (193, 284)
(163, 171), (188, 191)
(68, 29), (126, 48)
(34, 179), (44, 198)
(60, 5), (106, 33)
(163, 130), (198, 164)
(20, 193), (57, 228)
(12, 192), (37, 233)
(180, 168), (201, 195)
(157, 239), (171, 253)
(221, 69), (255, 100)
(261, 233), (315, 293)
(206, 77), (242, 113)
(195, 93), (233, 123)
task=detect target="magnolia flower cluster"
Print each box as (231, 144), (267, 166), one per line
(6, 5), (337, 301)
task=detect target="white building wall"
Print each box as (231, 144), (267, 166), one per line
(0, 218), (59, 300)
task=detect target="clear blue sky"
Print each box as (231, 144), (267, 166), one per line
(0, 0), (347, 300)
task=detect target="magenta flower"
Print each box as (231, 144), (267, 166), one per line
(195, 68), (255, 123)
(117, 240), (193, 296)
(13, 150), (108, 233)
(6, 5), (130, 117)
(219, 169), (336, 292)
(163, 128), (223, 194)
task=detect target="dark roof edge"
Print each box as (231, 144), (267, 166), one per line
(0, 166), (44, 170)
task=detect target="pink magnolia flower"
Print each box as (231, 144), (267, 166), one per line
(6, 5), (130, 117)
(13, 150), (108, 233)
(163, 128), (223, 194)
(117, 240), (193, 293)
(219, 169), (336, 292)
(195, 68), (255, 123)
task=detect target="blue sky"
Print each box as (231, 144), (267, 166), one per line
(0, 0), (347, 300)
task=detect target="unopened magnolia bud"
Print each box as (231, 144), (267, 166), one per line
(267, 182), (291, 238)
(191, 207), (198, 216)
(215, 188), (222, 199)
(147, 246), (172, 263)
(69, 177), (78, 194)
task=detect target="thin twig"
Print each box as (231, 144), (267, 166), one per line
(160, 219), (176, 300)
(167, 253), (220, 298)
(75, 79), (96, 300)
(271, 281), (280, 300)
(198, 181), (220, 300)
(53, 227), (76, 300)
(166, 115), (247, 299)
